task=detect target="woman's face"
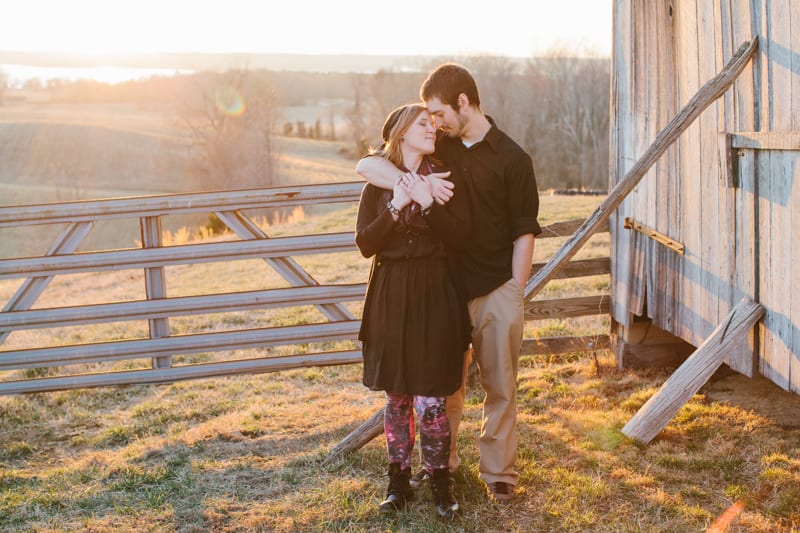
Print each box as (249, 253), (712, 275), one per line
(402, 110), (437, 155)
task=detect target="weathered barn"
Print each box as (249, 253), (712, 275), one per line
(609, 0), (800, 395)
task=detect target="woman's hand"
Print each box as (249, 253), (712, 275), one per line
(391, 174), (412, 211)
(405, 173), (435, 210)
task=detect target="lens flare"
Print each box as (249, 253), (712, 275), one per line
(706, 501), (744, 533)
(214, 86), (245, 116)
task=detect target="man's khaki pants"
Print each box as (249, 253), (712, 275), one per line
(446, 278), (524, 486)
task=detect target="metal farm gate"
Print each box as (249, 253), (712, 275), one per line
(0, 182), (610, 395)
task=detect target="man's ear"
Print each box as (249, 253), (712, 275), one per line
(457, 93), (469, 112)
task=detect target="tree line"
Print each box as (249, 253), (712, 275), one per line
(1, 51), (609, 191)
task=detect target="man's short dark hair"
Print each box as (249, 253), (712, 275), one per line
(420, 63), (481, 111)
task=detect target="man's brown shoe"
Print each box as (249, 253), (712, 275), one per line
(487, 481), (515, 504)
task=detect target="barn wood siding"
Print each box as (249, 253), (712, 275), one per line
(613, 0), (800, 392)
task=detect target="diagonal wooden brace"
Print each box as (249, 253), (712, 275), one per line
(622, 298), (764, 444)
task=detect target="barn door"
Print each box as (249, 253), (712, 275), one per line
(730, 134), (800, 393)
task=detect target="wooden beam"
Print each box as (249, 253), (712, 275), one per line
(521, 334), (610, 355)
(524, 37), (759, 302)
(729, 131), (800, 150)
(525, 295), (610, 321)
(323, 407), (385, 466)
(530, 257), (610, 279)
(538, 218), (609, 239)
(621, 298), (764, 444)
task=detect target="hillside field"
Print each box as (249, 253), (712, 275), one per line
(0, 101), (358, 259)
(1, 178), (799, 531)
(2, 100), (799, 532)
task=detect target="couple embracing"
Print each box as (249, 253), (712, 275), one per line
(355, 63), (541, 519)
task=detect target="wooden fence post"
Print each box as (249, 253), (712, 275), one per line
(323, 407), (385, 466)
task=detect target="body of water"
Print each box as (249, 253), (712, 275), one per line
(0, 64), (192, 87)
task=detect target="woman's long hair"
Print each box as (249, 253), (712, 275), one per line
(371, 103), (428, 170)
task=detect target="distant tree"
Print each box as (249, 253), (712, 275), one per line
(344, 75), (369, 157)
(283, 121), (294, 136)
(460, 56), (522, 140)
(327, 103), (336, 140)
(523, 50), (610, 190)
(177, 68), (281, 190)
(296, 120), (306, 138)
(344, 70), (423, 157)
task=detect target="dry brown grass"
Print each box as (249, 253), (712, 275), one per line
(1, 131), (799, 531)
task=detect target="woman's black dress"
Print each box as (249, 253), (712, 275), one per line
(355, 162), (471, 397)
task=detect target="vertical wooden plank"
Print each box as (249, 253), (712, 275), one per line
(795, 1), (800, 131)
(715, 0), (735, 317)
(768, 0), (794, 132)
(791, 0), (800, 393)
(756, 148), (774, 382)
(662, 0), (680, 334)
(629, 0), (655, 315)
(642, 1), (660, 325)
(714, 0), (740, 366)
(732, 0), (757, 132)
(650, 0), (666, 327)
(728, 0), (758, 375)
(760, 0), (793, 390)
(697, 0), (721, 339)
(790, 151), (800, 393)
(762, 149), (792, 390)
(141, 216), (172, 369)
(675, 0), (703, 344)
(717, 0), (734, 132)
(620, 0), (648, 315)
(729, 147), (757, 375)
(610, 0), (627, 324)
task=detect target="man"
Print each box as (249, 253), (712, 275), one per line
(356, 63), (541, 503)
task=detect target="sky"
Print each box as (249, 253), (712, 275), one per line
(0, 0), (612, 58)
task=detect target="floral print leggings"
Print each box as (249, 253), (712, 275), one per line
(384, 392), (450, 472)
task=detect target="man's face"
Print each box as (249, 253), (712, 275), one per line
(426, 96), (468, 139)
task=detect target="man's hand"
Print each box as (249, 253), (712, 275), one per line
(404, 173), (434, 209)
(427, 172), (454, 204)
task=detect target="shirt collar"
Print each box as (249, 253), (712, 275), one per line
(481, 116), (502, 151)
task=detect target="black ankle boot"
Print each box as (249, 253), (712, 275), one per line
(431, 468), (459, 519)
(379, 463), (412, 513)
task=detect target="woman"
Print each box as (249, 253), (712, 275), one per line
(355, 103), (470, 519)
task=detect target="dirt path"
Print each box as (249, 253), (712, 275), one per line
(705, 372), (800, 427)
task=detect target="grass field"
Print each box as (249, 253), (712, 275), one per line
(1, 186), (799, 531)
(0, 101), (358, 259)
(1, 102), (799, 532)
